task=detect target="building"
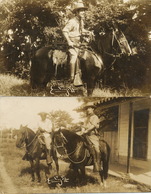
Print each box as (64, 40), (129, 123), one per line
(77, 97), (151, 173)
(97, 97), (151, 172)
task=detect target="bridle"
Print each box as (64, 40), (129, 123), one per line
(19, 128), (38, 154)
(25, 128), (37, 148)
(54, 131), (87, 164)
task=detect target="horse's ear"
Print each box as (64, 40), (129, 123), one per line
(48, 50), (53, 59)
(54, 128), (60, 132)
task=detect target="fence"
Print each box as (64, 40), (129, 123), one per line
(0, 129), (15, 143)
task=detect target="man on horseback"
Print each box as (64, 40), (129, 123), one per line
(62, 1), (92, 86)
(81, 103), (101, 172)
(37, 112), (53, 165)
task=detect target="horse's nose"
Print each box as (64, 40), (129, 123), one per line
(16, 141), (22, 148)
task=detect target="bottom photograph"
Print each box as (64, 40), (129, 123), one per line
(0, 97), (151, 193)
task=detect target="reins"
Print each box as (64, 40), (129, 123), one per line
(67, 149), (87, 164)
(24, 128), (39, 155)
(55, 132), (88, 164)
(25, 129), (37, 147)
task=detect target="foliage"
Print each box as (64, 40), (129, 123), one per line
(85, 0), (151, 90)
(0, 0), (60, 78)
(0, 0), (150, 90)
(48, 110), (73, 128)
(96, 106), (119, 132)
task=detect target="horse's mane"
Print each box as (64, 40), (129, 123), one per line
(21, 125), (36, 136)
(61, 129), (83, 142)
(27, 127), (36, 135)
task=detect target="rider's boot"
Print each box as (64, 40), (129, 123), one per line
(70, 62), (75, 83)
(73, 60), (83, 86)
(89, 146), (100, 172)
(93, 152), (100, 172)
(73, 72), (83, 86)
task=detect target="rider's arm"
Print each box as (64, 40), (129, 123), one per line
(62, 19), (74, 47)
(83, 115), (100, 134)
(62, 31), (74, 47)
(38, 127), (47, 133)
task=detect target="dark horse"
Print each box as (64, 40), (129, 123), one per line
(53, 129), (110, 187)
(16, 125), (59, 182)
(30, 44), (103, 96)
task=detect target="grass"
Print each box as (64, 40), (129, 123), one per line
(0, 139), (149, 193)
(0, 73), (148, 97)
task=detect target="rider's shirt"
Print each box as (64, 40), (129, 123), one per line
(62, 17), (84, 44)
(84, 113), (100, 135)
(36, 118), (52, 139)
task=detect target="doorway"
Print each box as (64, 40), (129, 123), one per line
(133, 109), (149, 160)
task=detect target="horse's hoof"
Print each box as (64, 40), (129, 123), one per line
(100, 182), (107, 188)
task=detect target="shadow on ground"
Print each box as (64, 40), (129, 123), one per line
(19, 163), (48, 177)
(48, 169), (98, 189)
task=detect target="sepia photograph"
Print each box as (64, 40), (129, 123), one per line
(0, 97), (151, 193)
(0, 0), (151, 97)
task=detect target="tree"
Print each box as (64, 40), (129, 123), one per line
(48, 110), (73, 128)
(84, 0), (151, 90)
(0, 0), (60, 78)
(0, 0), (150, 91)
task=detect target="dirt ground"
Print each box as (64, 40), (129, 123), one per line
(0, 140), (150, 194)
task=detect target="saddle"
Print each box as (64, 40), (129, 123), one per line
(49, 45), (103, 75)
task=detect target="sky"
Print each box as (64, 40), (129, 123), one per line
(0, 97), (83, 130)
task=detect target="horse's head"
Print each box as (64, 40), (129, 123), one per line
(53, 129), (68, 155)
(16, 125), (28, 148)
(54, 129), (68, 155)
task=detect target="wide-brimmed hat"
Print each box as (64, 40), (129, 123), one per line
(83, 102), (96, 110)
(72, 1), (88, 13)
(38, 112), (48, 119)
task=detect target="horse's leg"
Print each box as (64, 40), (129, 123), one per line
(72, 164), (80, 184)
(54, 157), (59, 175)
(80, 166), (85, 176)
(99, 167), (104, 187)
(35, 158), (41, 182)
(79, 166), (86, 184)
(102, 158), (109, 188)
(86, 77), (96, 96)
(29, 160), (35, 182)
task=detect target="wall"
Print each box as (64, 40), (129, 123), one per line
(104, 131), (118, 163)
(118, 98), (151, 169)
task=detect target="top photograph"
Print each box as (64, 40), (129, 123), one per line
(0, 0), (151, 97)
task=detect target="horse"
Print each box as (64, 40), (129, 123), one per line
(16, 125), (59, 182)
(53, 129), (110, 187)
(30, 43), (104, 96)
(93, 23), (133, 88)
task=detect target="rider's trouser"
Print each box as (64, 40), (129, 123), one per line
(68, 38), (83, 85)
(86, 134), (101, 172)
(43, 133), (53, 165)
(69, 48), (83, 86)
(69, 47), (79, 79)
